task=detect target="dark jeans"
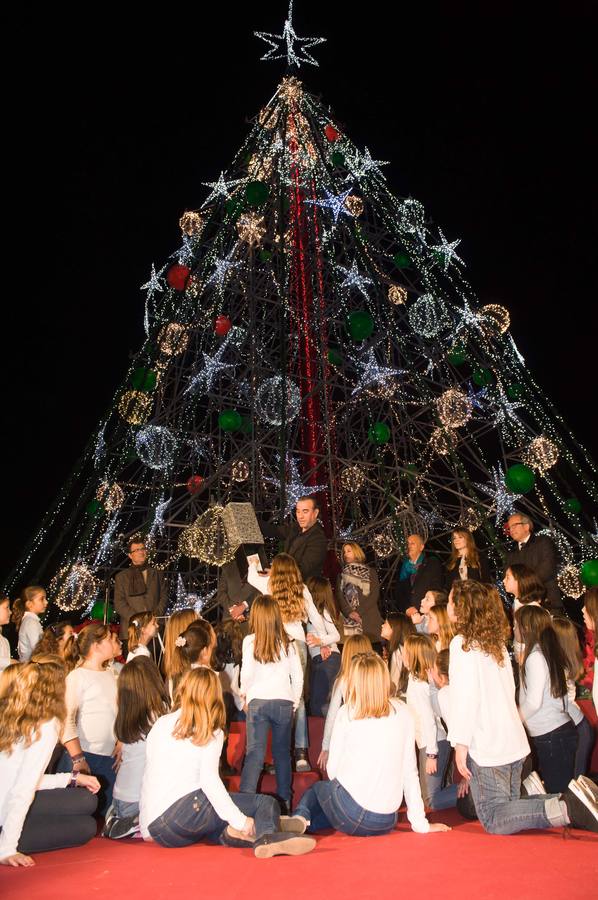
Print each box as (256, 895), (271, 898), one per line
(148, 789), (280, 848)
(8, 788), (97, 853)
(56, 749), (116, 816)
(574, 715), (594, 778)
(530, 720), (577, 793)
(295, 779), (396, 837)
(309, 652), (341, 717)
(240, 699), (293, 804)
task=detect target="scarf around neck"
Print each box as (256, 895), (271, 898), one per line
(340, 562), (371, 601)
(399, 553), (424, 581)
(129, 565), (148, 597)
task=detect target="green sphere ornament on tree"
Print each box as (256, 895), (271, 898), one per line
(505, 464), (535, 494)
(90, 601), (114, 623)
(507, 383), (524, 400)
(131, 367), (157, 392)
(368, 422), (391, 444)
(86, 499), (105, 517)
(328, 347), (343, 366)
(565, 497), (582, 515)
(347, 310), (374, 341)
(473, 367), (494, 387)
(393, 251), (411, 269)
(447, 345), (467, 366)
(259, 249), (272, 262)
(580, 559), (598, 586)
(331, 150), (345, 166)
(218, 409), (242, 432)
(245, 180), (269, 207)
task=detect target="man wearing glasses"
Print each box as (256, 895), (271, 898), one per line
(503, 513), (563, 612)
(113, 538), (167, 643)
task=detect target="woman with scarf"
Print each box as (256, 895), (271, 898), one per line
(335, 543), (383, 652)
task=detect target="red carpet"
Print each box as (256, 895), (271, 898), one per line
(2, 809), (597, 900)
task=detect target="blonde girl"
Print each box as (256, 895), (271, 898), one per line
(305, 576), (341, 716)
(380, 612), (416, 694)
(126, 611), (159, 662)
(552, 616), (594, 778)
(12, 587), (47, 662)
(0, 655), (99, 868)
(319, 634), (373, 771)
(139, 666), (314, 857)
(294, 653), (450, 837)
(427, 604), (456, 651)
(239, 595), (304, 812)
(169, 619), (216, 702)
(162, 608), (198, 696)
(403, 634), (458, 810)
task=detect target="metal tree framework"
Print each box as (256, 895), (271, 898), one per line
(6, 71), (598, 616)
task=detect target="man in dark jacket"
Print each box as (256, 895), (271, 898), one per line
(504, 513), (563, 612)
(260, 495), (327, 582)
(397, 533), (444, 611)
(114, 538), (168, 640)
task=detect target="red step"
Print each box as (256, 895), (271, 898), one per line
(225, 771), (320, 807)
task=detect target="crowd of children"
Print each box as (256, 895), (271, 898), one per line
(0, 563), (597, 869)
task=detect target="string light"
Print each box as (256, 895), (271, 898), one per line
(371, 530), (396, 559)
(557, 563), (583, 599)
(388, 285), (407, 305)
(204, 249), (243, 294)
(118, 390), (153, 426)
(179, 211), (204, 236)
(201, 172), (247, 207)
(344, 195), (364, 217)
(344, 147), (389, 182)
(254, 0), (326, 68)
(523, 436), (559, 474)
(96, 481), (124, 512)
(429, 426), (458, 456)
(147, 495), (171, 542)
(340, 465), (366, 493)
(408, 294), (450, 339)
(436, 388), (473, 428)
(458, 506), (484, 532)
(236, 212), (266, 246)
(264, 454), (327, 515)
(277, 75), (303, 102)
(475, 465), (519, 524)
(337, 259), (373, 298)
(178, 505), (239, 566)
(158, 322), (189, 356)
(430, 228), (463, 272)
(140, 263), (165, 300)
(304, 188), (352, 224)
(351, 347), (406, 396)
(479, 304), (510, 335)
(49, 563), (99, 612)
(185, 334), (237, 396)
(231, 459), (250, 482)
(255, 375), (301, 425)
(135, 426), (177, 471)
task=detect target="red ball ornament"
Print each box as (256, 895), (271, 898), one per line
(214, 315), (232, 336)
(325, 124), (340, 142)
(186, 475), (204, 495)
(167, 264), (191, 291)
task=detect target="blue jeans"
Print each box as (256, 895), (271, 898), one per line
(309, 652), (341, 717)
(148, 790), (281, 848)
(109, 798), (139, 819)
(57, 749), (116, 816)
(240, 699), (293, 804)
(418, 740), (458, 810)
(574, 715), (594, 778)
(467, 755), (563, 835)
(294, 641), (309, 749)
(530, 720), (577, 793)
(295, 779), (397, 837)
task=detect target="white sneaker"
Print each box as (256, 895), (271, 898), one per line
(522, 771), (546, 796)
(575, 775), (598, 806)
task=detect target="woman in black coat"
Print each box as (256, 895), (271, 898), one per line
(444, 528), (491, 591)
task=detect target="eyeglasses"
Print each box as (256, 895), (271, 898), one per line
(507, 522), (525, 529)
(130, 547), (147, 553)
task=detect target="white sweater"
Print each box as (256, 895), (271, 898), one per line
(306, 608), (340, 659)
(0, 719), (71, 858)
(328, 700), (429, 831)
(18, 611), (43, 662)
(139, 712), (247, 838)
(322, 679), (344, 751)
(518, 648), (571, 737)
(62, 666), (118, 755)
(405, 675), (438, 754)
(240, 634), (303, 709)
(126, 645), (151, 663)
(448, 634), (530, 767)
(247, 564), (328, 644)
(0, 631), (11, 671)
(113, 738), (147, 803)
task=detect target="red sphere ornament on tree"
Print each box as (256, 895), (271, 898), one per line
(186, 475), (204, 495)
(325, 124), (340, 142)
(214, 315), (232, 336)
(166, 264), (191, 291)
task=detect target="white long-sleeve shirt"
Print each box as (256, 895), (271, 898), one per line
(566, 678), (583, 726)
(518, 648), (571, 737)
(306, 608), (340, 659)
(246, 564), (328, 644)
(405, 675), (438, 754)
(389, 650), (403, 693)
(113, 738), (147, 803)
(448, 634), (530, 767)
(0, 719), (71, 858)
(0, 631), (11, 671)
(18, 611), (43, 662)
(126, 645), (151, 663)
(327, 700), (429, 831)
(139, 712), (247, 838)
(240, 634), (303, 709)
(219, 663), (244, 712)
(322, 679), (345, 751)
(62, 666), (118, 755)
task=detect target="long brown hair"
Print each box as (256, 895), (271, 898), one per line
(32, 621), (74, 663)
(447, 529), (481, 572)
(249, 594), (290, 663)
(506, 564), (547, 604)
(65, 622), (111, 669)
(172, 667), (226, 746)
(115, 657), (170, 744)
(163, 608), (198, 680)
(127, 610), (156, 652)
(306, 576), (338, 622)
(584, 588), (598, 652)
(345, 652), (391, 719)
(429, 605), (455, 651)
(551, 616), (585, 683)
(0, 655), (66, 754)
(269, 553), (305, 622)
(403, 634), (437, 682)
(516, 605), (567, 698)
(452, 580), (510, 664)
(11, 586), (46, 631)
(385, 613), (416, 658)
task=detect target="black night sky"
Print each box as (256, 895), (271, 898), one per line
(3, 3), (597, 582)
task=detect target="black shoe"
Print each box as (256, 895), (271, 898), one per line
(562, 780), (598, 832)
(107, 815), (140, 840)
(294, 749), (312, 772)
(254, 833), (316, 858)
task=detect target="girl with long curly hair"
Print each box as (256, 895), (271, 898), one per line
(32, 621), (75, 670)
(0, 655), (99, 868)
(447, 580), (598, 835)
(445, 529), (490, 590)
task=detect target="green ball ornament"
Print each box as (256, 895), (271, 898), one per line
(327, 348), (343, 366)
(473, 367), (494, 387)
(447, 345), (467, 366)
(90, 601), (114, 623)
(86, 499), (105, 517)
(505, 463), (535, 494)
(393, 251), (411, 269)
(347, 310), (375, 341)
(581, 559), (598, 587)
(259, 249), (272, 262)
(331, 150), (345, 166)
(565, 497), (582, 515)
(131, 367), (157, 392)
(507, 383), (524, 400)
(368, 421), (391, 445)
(245, 180), (269, 207)
(219, 410), (242, 432)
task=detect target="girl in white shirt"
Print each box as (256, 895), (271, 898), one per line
(162, 608), (199, 699)
(427, 604), (456, 652)
(403, 634), (458, 810)
(305, 577), (341, 716)
(240, 594), (304, 811)
(294, 652), (451, 837)
(247, 553), (327, 772)
(0, 655), (100, 868)
(12, 586), (47, 662)
(380, 613), (415, 695)
(56, 623), (120, 815)
(407, 590), (446, 635)
(170, 618), (216, 700)
(139, 666), (315, 858)
(126, 611), (159, 663)
(0, 596), (15, 672)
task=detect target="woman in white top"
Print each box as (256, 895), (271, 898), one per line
(139, 666), (315, 858)
(0, 596), (15, 672)
(0, 655), (99, 868)
(126, 611), (159, 663)
(247, 552), (326, 771)
(305, 577), (341, 716)
(12, 586), (47, 662)
(294, 652), (451, 837)
(56, 622), (119, 815)
(448, 579), (598, 835)
(240, 595), (304, 810)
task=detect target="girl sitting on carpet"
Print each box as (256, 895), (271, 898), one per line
(13, 586), (47, 662)
(305, 576), (341, 717)
(380, 613), (415, 695)
(239, 595), (304, 813)
(294, 652), (451, 836)
(162, 608), (198, 700)
(126, 611), (159, 663)
(139, 666), (315, 858)
(0, 655), (100, 868)
(552, 615), (594, 778)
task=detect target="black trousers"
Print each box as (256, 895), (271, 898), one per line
(15, 788), (97, 854)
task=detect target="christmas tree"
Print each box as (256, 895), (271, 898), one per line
(6, 3), (598, 616)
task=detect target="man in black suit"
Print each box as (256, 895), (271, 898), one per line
(504, 513), (564, 612)
(114, 538), (168, 640)
(397, 533), (443, 612)
(260, 495), (328, 582)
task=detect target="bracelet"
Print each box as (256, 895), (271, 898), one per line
(69, 772), (79, 788)
(426, 753), (438, 759)
(71, 752), (86, 763)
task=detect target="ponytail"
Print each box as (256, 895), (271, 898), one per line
(11, 586), (46, 631)
(127, 611), (155, 652)
(66, 622), (110, 669)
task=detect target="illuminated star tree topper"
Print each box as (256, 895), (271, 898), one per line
(255, 1), (326, 68)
